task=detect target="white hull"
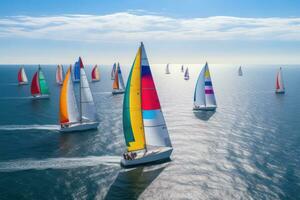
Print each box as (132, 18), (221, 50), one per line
(121, 147), (172, 167)
(112, 90), (125, 95)
(193, 105), (217, 111)
(31, 94), (50, 99)
(60, 121), (99, 132)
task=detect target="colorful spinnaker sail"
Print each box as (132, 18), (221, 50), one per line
(275, 67), (285, 93)
(56, 65), (64, 85)
(31, 65), (50, 97)
(194, 62), (217, 109)
(18, 66), (28, 85)
(111, 63), (117, 80)
(112, 63), (125, 91)
(184, 67), (189, 80)
(91, 65), (100, 81)
(123, 42), (172, 152)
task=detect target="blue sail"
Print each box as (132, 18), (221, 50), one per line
(73, 61), (80, 82)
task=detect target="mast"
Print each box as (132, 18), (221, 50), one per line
(79, 59), (82, 122)
(140, 42), (147, 152)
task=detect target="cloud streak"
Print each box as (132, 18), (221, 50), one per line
(0, 12), (300, 42)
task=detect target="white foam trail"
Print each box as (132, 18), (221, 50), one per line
(0, 96), (32, 100)
(0, 124), (60, 131)
(0, 156), (120, 172)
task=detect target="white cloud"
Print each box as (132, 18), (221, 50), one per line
(0, 13), (300, 42)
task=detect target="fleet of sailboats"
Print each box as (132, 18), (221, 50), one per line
(275, 67), (285, 94)
(193, 62), (217, 111)
(112, 63), (125, 94)
(59, 57), (99, 132)
(56, 65), (64, 85)
(31, 65), (50, 99)
(91, 65), (100, 82)
(121, 42), (173, 167)
(184, 67), (189, 80)
(238, 66), (243, 76)
(18, 66), (28, 85)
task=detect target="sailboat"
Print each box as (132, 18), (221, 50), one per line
(112, 63), (125, 94)
(111, 63), (117, 80)
(275, 67), (285, 94)
(238, 66), (243, 76)
(184, 67), (189, 80)
(18, 66), (28, 85)
(165, 63), (170, 74)
(31, 65), (50, 99)
(91, 65), (100, 82)
(59, 58), (99, 132)
(56, 65), (64, 85)
(73, 61), (80, 82)
(193, 62), (217, 111)
(121, 42), (173, 167)
(181, 65), (184, 72)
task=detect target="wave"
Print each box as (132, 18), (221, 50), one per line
(0, 156), (120, 172)
(0, 124), (60, 131)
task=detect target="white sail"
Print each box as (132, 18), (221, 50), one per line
(80, 67), (97, 121)
(194, 66), (206, 107)
(238, 66), (243, 76)
(140, 43), (172, 148)
(165, 63), (170, 74)
(184, 67), (189, 79)
(56, 65), (63, 84)
(276, 68), (285, 93)
(117, 63), (125, 90)
(21, 67), (28, 83)
(204, 63), (217, 107)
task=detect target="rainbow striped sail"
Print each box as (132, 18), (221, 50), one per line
(193, 62), (217, 110)
(123, 42), (172, 152)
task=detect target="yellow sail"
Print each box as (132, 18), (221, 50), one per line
(124, 46), (146, 152)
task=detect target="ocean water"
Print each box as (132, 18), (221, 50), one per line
(0, 64), (299, 200)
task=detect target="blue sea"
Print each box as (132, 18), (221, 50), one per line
(0, 64), (299, 200)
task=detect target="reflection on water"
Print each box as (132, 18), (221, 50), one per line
(105, 165), (166, 200)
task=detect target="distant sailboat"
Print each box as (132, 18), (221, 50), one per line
(275, 67), (285, 94)
(91, 65), (100, 82)
(112, 63), (125, 94)
(59, 58), (99, 132)
(18, 66), (28, 85)
(73, 61), (80, 82)
(193, 62), (217, 111)
(166, 63), (170, 74)
(184, 67), (189, 80)
(31, 65), (50, 99)
(181, 65), (184, 72)
(238, 66), (243, 76)
(56, 65), (64, 85)
(121, 42), (173, 167)
(111, 63), (117, 80)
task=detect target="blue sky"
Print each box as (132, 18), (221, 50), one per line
(0, 0), (300, 64)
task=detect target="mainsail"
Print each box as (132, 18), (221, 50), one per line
(78, 57), (98, 121)
(91, 65), (100, 81)
(111, 63), (117, 80)
(73, 61), (80, 82)
(60, 67), (79, 124)
(113, 63), (125, 90)
(123, 42), (172, 152)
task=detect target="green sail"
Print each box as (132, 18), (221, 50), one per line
(38, 70), (49, 95)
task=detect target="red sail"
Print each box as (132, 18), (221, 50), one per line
(91, 67), (97, 79)
(276, 73), (280, 90)
(31, 72), (40, 95)
(18, 68), (23, 83)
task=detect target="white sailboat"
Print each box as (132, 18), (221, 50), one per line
(181, 65), (184, 72)
(165, 63), (170, 74)
(184, 67), (189, 80)
(18, 66), (28, 85)
(275, 67), (285, 94)
(193, 62), (217, 111)
(112, 63), (125, 94)
(59, 58), (99, 132)
(121, 42), (173, 167)
(238, 66), (243, 76)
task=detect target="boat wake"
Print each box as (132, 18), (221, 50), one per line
(0, 96), (32, 100)
(0, 156), (120, 172)
(0, 124), (60, 131)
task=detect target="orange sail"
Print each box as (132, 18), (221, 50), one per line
(112, 69), (119, 89)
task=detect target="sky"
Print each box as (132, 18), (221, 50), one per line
(0, 0), (300, 65)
